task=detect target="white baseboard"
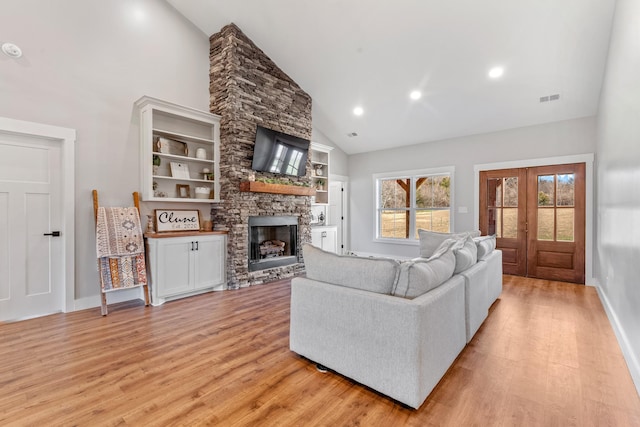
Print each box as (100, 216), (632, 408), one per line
(73, 287), (144, 311)
(596, 285), (640, 396)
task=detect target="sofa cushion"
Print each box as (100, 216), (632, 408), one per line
(418, 229), (480, 258)
(451, 235), (478, 274)
(473, 235), (496, 260)
(302, 244), (400, 295)
(392, 248), (456, 299)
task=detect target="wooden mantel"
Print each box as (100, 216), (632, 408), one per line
(239, 181), (315, 196)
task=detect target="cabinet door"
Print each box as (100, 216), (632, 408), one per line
(323, 229), (337, 253)
(311, 229), (322, 248)
(156, 239), (192, 297)
(193, 236), (225, 290)
(311, 229), (337, 253)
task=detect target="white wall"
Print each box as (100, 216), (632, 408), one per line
(0, 0), (211, 304)
(348, 116), (596, 258)
(595, 0), (640, 391)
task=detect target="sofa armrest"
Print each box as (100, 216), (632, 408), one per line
(290, 275), (466, 408)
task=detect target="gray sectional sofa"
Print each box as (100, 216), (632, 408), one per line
(289, 232), (502, 409)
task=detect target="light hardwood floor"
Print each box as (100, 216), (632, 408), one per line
(1, 275), (639, 426)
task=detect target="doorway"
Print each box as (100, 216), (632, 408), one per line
(0, 117), (75, 321)
(328, 179), (348, 254)
(479, 163), (585, 284)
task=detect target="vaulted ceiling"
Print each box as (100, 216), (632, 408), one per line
(167, 0), (616, 154)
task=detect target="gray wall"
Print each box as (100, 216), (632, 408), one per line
(348, 116), (596, 258)
(0, 0), (211, 304)
(595, 0), (640, 389)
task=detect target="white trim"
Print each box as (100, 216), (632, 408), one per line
(473, 153), (595, 285)
(0, 117), (76, 313)
(373, 166), (455, 244)
(596, 285), (640, 396)
(310, 141), (334, 152)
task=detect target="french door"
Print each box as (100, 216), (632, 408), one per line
(479, 163), (585, 284)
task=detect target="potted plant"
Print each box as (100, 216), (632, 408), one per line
(315, 179), (325, 190)
(152, 155), (161, 175)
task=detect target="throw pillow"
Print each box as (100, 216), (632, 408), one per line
(302, 244), (400, 295)
(451, 235), (478, 274)
(392, 247), (456, 299)
(417, 229), (480, 258)
(473, 235), (497, 260)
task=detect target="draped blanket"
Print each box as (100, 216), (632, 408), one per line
(95, 207), (147, 292)
(96, 207), (144, 257)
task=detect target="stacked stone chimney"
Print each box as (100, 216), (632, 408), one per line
(209, 23), (313, 288)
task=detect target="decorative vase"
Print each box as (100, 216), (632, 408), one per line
(145, 214), (155, 233)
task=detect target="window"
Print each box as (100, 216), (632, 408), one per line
(375, 168), (453, 241)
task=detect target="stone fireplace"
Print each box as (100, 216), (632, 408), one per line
(248, 216), (298, 271)
(209, 24), (312, 288)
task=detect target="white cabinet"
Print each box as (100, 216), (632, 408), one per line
(310, 142), (333, 205)
(146, 233), (227, 305)
(135, 96), (221, 203)
(311, 226), (338, 253)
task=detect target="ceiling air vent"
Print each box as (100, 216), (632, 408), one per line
(540, 94), (561, 103)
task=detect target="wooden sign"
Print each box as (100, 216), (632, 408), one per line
(154, 209), (201, 232)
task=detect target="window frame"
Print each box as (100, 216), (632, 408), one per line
(373, 166), (455, 245)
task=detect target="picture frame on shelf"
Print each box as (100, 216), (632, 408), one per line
(170, 162), (190, 179)
(176, 184), (191, 198)
(154, 209), (201, 233)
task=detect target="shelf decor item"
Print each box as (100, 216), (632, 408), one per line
(155, 136), (188, 156)
(170, 162), (190, 179)
(195, 148), (207, 159)
(194, 186), (209, 199)
(315, 164), (323, 176)
(176, 184), (190, 198)
(154, 209), (201, 232)
(152, 155), (161, 175)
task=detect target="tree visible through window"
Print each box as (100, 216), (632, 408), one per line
(377, 172), (451, 240)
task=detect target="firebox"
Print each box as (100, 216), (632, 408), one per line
(248, 216), (299, 272)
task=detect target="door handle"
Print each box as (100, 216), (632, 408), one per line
(43, 231), (61, 237)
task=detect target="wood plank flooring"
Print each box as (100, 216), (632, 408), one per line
(1, 275), (639, 426)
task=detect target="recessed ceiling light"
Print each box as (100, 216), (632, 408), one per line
(353, 106), (364, 116)
(2, 42), (22, 58)
(488, 67), (504, 79)
(409, 90), (422, 100)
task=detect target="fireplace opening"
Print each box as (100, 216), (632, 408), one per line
(248, 216), (298, 271)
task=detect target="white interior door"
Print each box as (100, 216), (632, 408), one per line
(0, 132), (64, 321)
(329, 180), (348, 254)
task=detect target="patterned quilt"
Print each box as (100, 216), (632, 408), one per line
(95, 207), (147, 292)
(96, 207), (144, 257)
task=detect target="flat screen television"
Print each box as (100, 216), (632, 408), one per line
(251, 125), (310, 177)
